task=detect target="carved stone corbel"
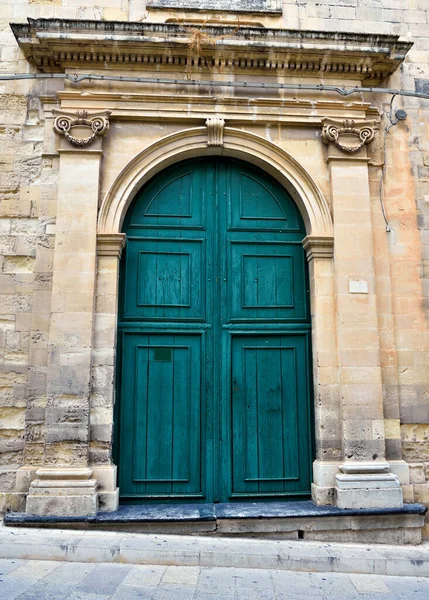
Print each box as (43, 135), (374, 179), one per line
(53, 109), (111, 147)
(206, 118), (225, 147)
(321, 118), (378, 153)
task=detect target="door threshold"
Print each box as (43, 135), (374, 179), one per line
(4, 501), (426, 544)
(5, 500), (425, 524)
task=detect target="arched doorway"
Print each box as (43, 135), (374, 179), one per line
(116, 157), (313, 503)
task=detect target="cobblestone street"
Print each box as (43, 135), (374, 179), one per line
(1, 560), (429, 600)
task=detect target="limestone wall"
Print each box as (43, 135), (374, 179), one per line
(1, 0), (429, 522)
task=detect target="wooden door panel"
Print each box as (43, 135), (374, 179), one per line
(119, 332), (203, 500)
(123, 238), (205, 321)
(228, 242), (308, 322)
(230, 334), (311, 498)
(124, 163), (204, 229)
(228, 164), (302, 231)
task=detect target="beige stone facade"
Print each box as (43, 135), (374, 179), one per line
(1, 0), (429, 539)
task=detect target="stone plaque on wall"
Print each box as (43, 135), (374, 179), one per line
(147, 0), (282, 13)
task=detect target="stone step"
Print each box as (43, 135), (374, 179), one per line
(4, 501), (426, 545)
(1, 522), (429, 577)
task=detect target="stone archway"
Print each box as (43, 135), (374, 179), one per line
(98, 127), (333, 238)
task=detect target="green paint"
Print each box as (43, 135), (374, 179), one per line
(117, 158), (312, 503)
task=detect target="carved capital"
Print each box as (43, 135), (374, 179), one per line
(53, 109), (111, 148)
(321, 118), (378, 154)
(206, 118), (225, 147)
(97, 233), (126, 258)
(302, 235), (334, 261)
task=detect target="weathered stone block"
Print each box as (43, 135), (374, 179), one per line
(413, 483), (429, 504)
(336, 487), (403, 509)
(311, 483), (335, 506)
(45, 441), (88, 466)
(98, 488), (119, 512)
(402, 484), (415, 503)
(409, 463), (426, 484)
(0, 469), (16, 491)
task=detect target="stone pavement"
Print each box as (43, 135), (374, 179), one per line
(1, 560), (429, 600)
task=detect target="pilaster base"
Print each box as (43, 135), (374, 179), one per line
(311, 483), (335, 506)
(26, 468), (98, 517)
(98, 489), (119, 512)
(335, 462), (403, 509)
(311, 460), (340, 506)
(91, 465), (119, 512)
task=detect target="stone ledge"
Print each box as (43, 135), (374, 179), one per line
(5, 500), (426, 524)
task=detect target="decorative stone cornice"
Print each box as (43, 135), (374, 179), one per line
(302, 236), (334, 261)
(53, 109), (111, 147)
(148, 0), (281, 13)
(11, 20), (412, 85)
(97, 233), (126, 258)
(206, 118), (225, 147)
(321, 118), (378, 153)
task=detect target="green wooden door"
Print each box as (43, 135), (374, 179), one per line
(117, 158), (312, 503)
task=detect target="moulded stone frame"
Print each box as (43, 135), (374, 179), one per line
(98, 127), (333, 237)
(95, 126), (337, 508)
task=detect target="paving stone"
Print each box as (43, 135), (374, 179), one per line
(7, 560), (60, 580)
(0, 559), (25, 577)
(154, 584), (197, 599)
(277, 594), (321, 600)
(0, 577), (36, 600)
(339, 596), (395, 600)
(76, 563), (132, 595)
(350, 574), (391, 593)
(194, 594), (233, 600)
(235, 588), (275, 600)
(65, 594), (112, 600)
(312, 572), (359, 596)
(44, 561), (96, 586)
(233, 567), (273, 590)
(123, 565), (166, 588)
(1, 557), (429, 600)
(162, 566), (200, 585)
(197, 567), (237, 595)
(393, 593), (429, 600)
(383, 575), (429, 595)
(272, 570), (325, 596)
(10, 580), (74, 600)
(111, 585), (156, 600)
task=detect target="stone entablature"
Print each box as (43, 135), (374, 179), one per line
(51, 91), (380, 127)
(11, 20), (412, 85)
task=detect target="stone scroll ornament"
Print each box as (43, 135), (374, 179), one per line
(321, 118), (377, 153)
(52, 109), (111, 147)
(206, 118), (225, 147)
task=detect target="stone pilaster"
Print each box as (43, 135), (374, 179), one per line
(90, 233), (126, 512)
(323, 120), (403, 509)
(25, 111), (111, 516)
(303, 236), (340, 506)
